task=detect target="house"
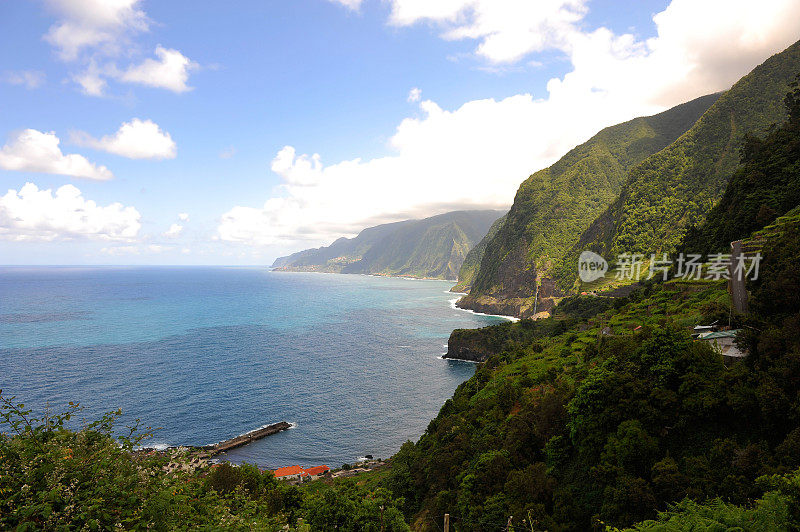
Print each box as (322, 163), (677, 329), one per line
(303, 465), (330, 480)
(692, 323), (717, 338)
(273, 464), (330, 482)
(272, 465), (305, 481)
(697, 329), (747, 358)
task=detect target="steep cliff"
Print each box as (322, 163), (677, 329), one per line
(450, 214), (506, 293)
(459, 93), (720, 317)
(571, 40), (800, 266)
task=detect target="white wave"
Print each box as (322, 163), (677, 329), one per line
(439, 353), (481, 364)
(135, 442), (171, 451)
(448, 297), (519, 321)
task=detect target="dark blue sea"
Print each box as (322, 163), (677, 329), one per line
(0, 267), (505, 468)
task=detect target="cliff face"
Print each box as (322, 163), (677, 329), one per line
(572, 40), (800, 265)
(443, 327), (499, 363)
(455, 243), (540, 317)
(460, 40), (800, 320)
(458, 93), (721, 318)
(272, 210), (504, 280)
(451, 214), (506, 293)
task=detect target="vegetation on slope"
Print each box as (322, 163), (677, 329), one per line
(459, 93), (720, 317)
(617, 471), (800, 532)
(451, 214), (506, 293)
(681, 75), (800, 256)
(390, 240), (800, 529)
(272, 210), (503, 280)
(574, 40), (800, 265)
(5, 43), (800, 532)
(381, 92), (800, 529)
(0, 398), (409, 530)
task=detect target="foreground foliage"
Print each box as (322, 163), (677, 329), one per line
(0, 398), (408, 531)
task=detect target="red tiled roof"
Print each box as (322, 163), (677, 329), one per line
(304, 465), (330, 476)
(273, 465), (303, 477)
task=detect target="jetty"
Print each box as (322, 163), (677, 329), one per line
(138, 421), (292, 458)
(201, 421), (292, 456)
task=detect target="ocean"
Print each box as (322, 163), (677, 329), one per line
(0, 267), (506, 468)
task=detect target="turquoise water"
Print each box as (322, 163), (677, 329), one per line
(0, 267), (504, 468)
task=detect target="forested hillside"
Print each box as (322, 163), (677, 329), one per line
(682, 76), (800, 256)
(272, 210), (503, 280)
(451, 214), (506, 293)
(387, 217), (800, 530)
(379, 85), (800, 530)
(462, 40), (800, 320)
(573, 40), (800, 265)
(458, 93), (720, 318)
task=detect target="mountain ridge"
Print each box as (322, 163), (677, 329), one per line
(457, 92), (722, 317)
(272, 210), (505, 280)
(461, 39), (800, 319)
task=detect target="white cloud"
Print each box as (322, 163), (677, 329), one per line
(221, 0), (800, 249)
(407, 87), (422, 102)
(100, 243), (173, 255)
(2, 70), (46, 89)
(0, 182), (140, 241)
(71, 119), (177, 159)
(120, 46), (197, 93)
(40, 1), (197, 96)
(0, 129), (113, 180)
(269, 146), (325, 187)
(328, 0), (363, 10)
(43, 0), (148, 61)
(71, 60), (107, 96)
(178, 212), (189, 221)
(100, 245), (139, 255)
(164, 223), (183, 238)
(219, 146), (236, 159)
(388, 0), (588, 63)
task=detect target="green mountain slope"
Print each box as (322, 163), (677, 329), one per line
(271, 210), (503, 280)
(573, 40), (800, 266)
(383, 84), (800, 531)
(450, 213), (506, 293)
(681, 76), (800, 256)
(389, 274), (800, 530)
(458, 93), (721, 318)
(270, 220), (412, 270)
(388, 223), (800, 530)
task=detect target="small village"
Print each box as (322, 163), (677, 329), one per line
(272, 458), (386, 484)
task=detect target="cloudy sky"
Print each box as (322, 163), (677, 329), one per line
(2, 0), (799, 265)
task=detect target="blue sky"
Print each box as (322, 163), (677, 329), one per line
(1, 0), (799, 265)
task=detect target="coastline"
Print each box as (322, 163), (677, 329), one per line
(447, 295), (519, 322)
(8, 266), (493, 469)
(269, 267), (457, 283)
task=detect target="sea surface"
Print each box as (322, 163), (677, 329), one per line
(0, 267), (506, 468)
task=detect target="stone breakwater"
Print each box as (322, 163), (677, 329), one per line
(202, 421), (292, 456)
(139, 421), (292, 457)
